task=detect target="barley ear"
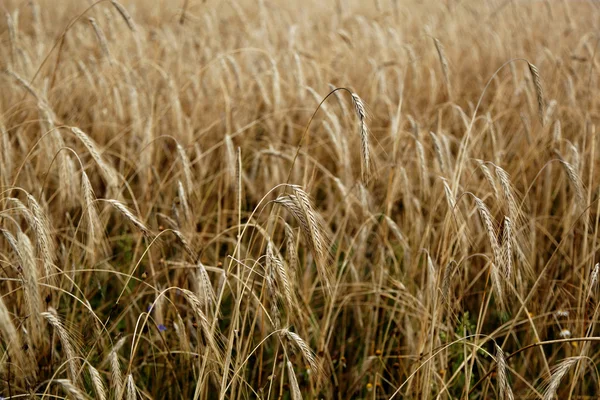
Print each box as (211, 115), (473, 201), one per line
(111, 0), (136, 31)
(287, 361), (302, 400)
(351, 93), (371, 182)
(88, 365), (107, 400)
(496, 344), (514, 400)
(126, 374), (137, 400)
(527, 62), (545, 126)
(42, 309), (80, 382)
(543, 357), (583, 400)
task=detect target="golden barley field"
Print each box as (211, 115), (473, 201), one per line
(1, 0), (600, 398)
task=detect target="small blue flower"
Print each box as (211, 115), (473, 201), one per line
(147, 303), (153, 313)
(158, 324), (167, 332)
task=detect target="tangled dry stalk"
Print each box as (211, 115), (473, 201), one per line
(1, 0), (600, 398)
